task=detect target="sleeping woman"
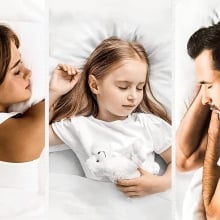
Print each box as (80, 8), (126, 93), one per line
(0, 24), (45, 163)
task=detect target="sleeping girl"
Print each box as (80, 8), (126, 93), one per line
(49, 36), (171, 197)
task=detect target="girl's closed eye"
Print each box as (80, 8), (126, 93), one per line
(136, 86), (144, 91)
(118, 86), (128, 90)
(207, 85), (213, 89)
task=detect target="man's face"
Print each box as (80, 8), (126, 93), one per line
(195, 49), (220, 115)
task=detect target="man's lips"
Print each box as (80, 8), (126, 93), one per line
(209, 104), (220, 112)
(122, 105), (136, 108)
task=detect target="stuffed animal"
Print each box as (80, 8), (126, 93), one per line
(86, 141), (160, 182)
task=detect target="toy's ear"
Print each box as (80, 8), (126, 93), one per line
(88, 74), (100, 95)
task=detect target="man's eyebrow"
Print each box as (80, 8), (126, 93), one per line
(9, 59), (21, 70)
(199, 81), (212, 85)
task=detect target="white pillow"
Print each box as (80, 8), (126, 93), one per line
(49, 0), (172, 116)
(0, 0), (47, 113)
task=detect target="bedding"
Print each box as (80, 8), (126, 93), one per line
(49, 0), (172, 219)
(50, 173), (171, 220)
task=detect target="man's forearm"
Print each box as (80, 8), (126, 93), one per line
(203, 112), (220, 219)
(176, 88), (210, 170)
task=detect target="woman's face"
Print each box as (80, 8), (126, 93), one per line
(0, 42), (32, 112)
(90, 58), (147, 121)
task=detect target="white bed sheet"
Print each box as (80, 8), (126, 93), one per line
(50, 173), (171, 220)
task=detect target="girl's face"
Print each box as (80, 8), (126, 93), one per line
(0, 42), (32, 112)
(90, 58), (147, 121)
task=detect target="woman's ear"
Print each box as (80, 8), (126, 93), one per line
(88, 75), (99, 94)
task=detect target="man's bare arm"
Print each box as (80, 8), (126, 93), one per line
(176, 88), (211, 171)
(202, 112), (220, 219)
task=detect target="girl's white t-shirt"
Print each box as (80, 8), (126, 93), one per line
(52, 113), (171, 180)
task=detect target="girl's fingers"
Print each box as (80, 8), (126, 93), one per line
(116, 179), (138, 187)
(124, 191), (142, 198)
(56, 64), (79, 75)
(117, 185), (137, 193)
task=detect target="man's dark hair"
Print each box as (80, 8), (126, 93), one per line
(187, 22), (220, 71)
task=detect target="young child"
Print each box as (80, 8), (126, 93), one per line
(0, 24), (45, 163)
(49, 37), (171, 197)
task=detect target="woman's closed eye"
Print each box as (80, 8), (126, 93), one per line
(207, 85), (213, 89)
(14, 70), (20, 76)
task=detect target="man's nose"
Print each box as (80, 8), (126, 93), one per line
(201, 88), (212, 105)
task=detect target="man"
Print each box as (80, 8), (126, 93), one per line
(176, 22), (220, 220)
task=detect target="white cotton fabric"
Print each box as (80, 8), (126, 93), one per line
(0, 112), (19, 124)
(49, 173), (171, 220)
(52, 113), (171, 181)
(182, 168), (206, 220)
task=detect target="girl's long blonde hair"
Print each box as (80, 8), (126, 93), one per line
(51, 37), (170, 124)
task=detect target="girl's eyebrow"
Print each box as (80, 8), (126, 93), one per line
(9, 59), (21, 70)
(116, 80), (145, 84)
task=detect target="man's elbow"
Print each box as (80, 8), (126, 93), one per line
(206, 205), (220, 220)
(176, 154), (200, 172)
(176, 158), (190, 172)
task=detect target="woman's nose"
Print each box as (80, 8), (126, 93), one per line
(23, 67), (32, 79)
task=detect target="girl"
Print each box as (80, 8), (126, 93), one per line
(0, 24), (45, 163)
(50, 37), (171, 197)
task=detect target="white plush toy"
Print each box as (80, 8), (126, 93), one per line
(86, 141), (160, 182)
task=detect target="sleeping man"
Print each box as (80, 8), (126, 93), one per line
(176, 22), (220, 220)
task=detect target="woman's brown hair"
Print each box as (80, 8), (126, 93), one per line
(51, 37), (170, 124)
(0, 24), (20, 84)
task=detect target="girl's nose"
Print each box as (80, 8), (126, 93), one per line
(127, 89), (137, 100)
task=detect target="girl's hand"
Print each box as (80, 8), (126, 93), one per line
(50, 64), (81, 97)
(116, 168), (169, 198)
